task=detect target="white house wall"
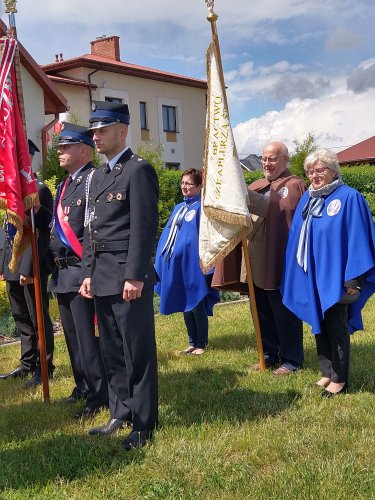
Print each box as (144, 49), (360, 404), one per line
(20, 65), (45, 171)
(51, 68), (207, 170)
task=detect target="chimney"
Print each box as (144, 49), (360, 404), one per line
(90, 35), (120, 61)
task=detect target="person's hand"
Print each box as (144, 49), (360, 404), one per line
(0, 273), (4, 281)
(80, 278), (93, 298)
(123, 280), (144, 302)
(345, 287), (359, 295)
(20, 275), (33, 286)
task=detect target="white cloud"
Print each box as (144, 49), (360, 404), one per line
(325, 28), (362, 53)
(347, 59), (375, 93)
(233, 87), (375, 156)
(226, 59), (332, 104)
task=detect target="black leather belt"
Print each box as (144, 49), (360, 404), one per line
(91, 240), (129, 253)
(54, 256), (80, 269)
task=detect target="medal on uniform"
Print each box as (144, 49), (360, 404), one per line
(116, 193), (122, 200)
(63, 206), (70, 221)
(107, 193), (113, 201)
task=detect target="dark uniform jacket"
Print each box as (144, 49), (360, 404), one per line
(0, 178), (54, 280)
(82, 149), (159, 296)
(50, 163), (94, 293)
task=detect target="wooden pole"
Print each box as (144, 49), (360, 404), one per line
(6, 1), (50, 400)
(205, 1), (266, 369)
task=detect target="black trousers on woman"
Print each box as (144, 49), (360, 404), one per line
(315, 302), (350, 384)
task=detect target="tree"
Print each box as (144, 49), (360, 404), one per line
(41, 112), (101, 186)
(289, 131), (318, 178)
(137, 141), (165, 174)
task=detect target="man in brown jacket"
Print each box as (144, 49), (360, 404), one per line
(213, 141), (306, 375)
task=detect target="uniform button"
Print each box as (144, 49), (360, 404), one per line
(96, 200), (99, 203)
(94, 216), (97, 220)
(94, 230), (97, 234)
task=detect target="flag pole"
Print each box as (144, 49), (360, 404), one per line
(5, 0), (50, 400)
(204, 0), (266, 370)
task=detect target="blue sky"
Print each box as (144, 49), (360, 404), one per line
(2, 0), (375, 156)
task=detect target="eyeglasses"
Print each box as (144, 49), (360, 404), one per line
(180, 181), (196, 187)
(305, 167), (328, 178)
(261, 155), (286, 164)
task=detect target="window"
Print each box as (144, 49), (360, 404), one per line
(140, 102), (148, 130)
(162, 105), (177, 132)
(105, 96), (123, 103)
(165, 162), (180, 170)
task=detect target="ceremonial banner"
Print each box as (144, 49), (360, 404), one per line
(0, 37), (38, 271)
(199, 41), (251, 273)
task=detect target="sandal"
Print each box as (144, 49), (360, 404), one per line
(180, 347), (195, 355)
(191, 348), (205, 355)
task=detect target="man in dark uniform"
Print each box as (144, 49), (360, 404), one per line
(80, 101), (159, 450)
(0, 140), (55, 387)
(50, 123), (108, 419)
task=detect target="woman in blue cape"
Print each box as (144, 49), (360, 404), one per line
(282, 149), (375, 396)
(155, 168), (219, 355)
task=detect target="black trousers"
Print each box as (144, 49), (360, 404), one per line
(95, 288), (158, 431)
(254, 285), (304, 370)
(315, 302), (350, 384)
(6, 276), (54, 372)
(57, 292), (108, 407)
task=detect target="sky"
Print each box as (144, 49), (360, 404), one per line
(1, 0), (375, 157)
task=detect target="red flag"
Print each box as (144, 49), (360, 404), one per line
(0, 38), (39, 272)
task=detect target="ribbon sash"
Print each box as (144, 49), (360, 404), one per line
(55, 179), (82, 258)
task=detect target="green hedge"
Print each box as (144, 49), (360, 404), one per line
(157, 165), (375, 223)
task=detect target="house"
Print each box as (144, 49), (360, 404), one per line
(337, 136), (375, 166)
(0, 19), (67, 168)
(240, 154), (262, 172)
(42, 35), (208, 170)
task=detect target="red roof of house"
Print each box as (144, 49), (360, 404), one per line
(42, 54), (207, 90)
(337, 135), (375, 164)
(0, 20), (67, 114)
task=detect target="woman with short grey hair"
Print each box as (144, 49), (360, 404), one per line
(282, 149), (375, 396)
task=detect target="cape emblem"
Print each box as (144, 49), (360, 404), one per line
(278, 187), (288, 199)
(185, 209), (196, 222)
(327, 199), (341, 216)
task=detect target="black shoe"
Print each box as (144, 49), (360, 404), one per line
(321, 384), (349, 398)
(61, 390), (88, 404)
(22, 370), (53, 388)
(74, 406), (103, 420)
(0, 365), (31, 379)
(88, 418), (127, 436)
(122, 429), (153, 451)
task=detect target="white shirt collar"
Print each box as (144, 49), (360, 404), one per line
(70, 163), (88, 180)
(107, 147), (129, 170)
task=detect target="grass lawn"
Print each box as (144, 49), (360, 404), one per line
(1, 298), (375, 499)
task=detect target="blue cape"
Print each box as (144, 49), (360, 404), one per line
(282, 185), (375, 334)
(155, 194), (220, 315)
